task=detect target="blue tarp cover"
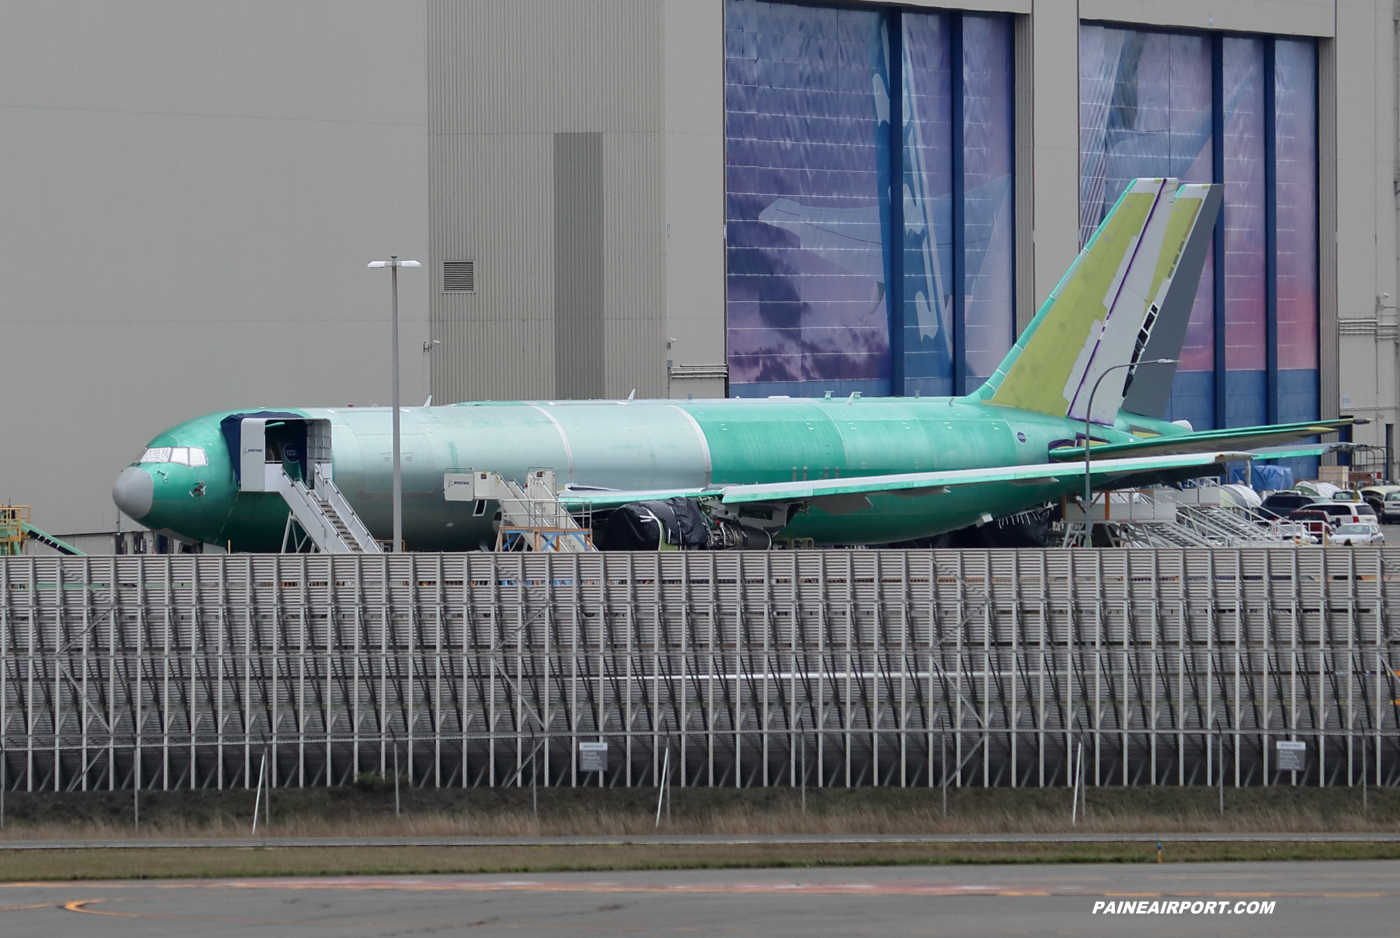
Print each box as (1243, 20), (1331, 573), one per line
(1249, 464), (1294, 492)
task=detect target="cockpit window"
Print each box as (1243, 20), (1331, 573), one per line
(140, 447), (208, 467)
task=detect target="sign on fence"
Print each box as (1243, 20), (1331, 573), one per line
(578, 741), (608, 773)
(1275, 740), (1306, 772)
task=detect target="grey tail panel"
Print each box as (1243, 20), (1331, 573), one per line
(1120, 183), (1224, 420)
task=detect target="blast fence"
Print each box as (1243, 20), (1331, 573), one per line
(3, 549), (1400, 793)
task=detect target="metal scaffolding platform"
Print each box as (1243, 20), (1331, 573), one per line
(0, 507), (26, 557)
(445, 469), (595, 553)
(1061, 488), (1290, 548)
(2, 548), (1399, 793)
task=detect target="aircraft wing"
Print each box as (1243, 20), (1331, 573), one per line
(1047, 418), (1358, 462)
(711, 451), (1247, 508)
(558, 450), (1251, 514)
(559, 486), (713, 510)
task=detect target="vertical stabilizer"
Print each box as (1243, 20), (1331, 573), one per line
(972, 179), (1222, 424)
(1119, 183), (1223, 419)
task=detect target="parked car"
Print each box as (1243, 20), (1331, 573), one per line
(1331, 522), (1386, 545)
(1359, 484), (1400, 517)
(1259, 492), (1328, 519)
(1373, 491), (1400, 524)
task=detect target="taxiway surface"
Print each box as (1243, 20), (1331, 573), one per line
(0, 859), (1395, 938)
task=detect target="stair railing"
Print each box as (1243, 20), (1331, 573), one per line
(312, 463), (382, 553)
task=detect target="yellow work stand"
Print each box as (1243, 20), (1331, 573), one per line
(0, 505), (29, 556)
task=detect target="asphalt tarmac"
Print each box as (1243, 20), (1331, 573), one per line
(0, 860), (1394, 938)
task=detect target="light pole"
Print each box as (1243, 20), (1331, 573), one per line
(368, 256), (421, 553)
(1082, 359), (1177, 539)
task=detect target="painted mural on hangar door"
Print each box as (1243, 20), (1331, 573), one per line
(724, 0), (1015, 399)
(1079, 26), (1318, 436)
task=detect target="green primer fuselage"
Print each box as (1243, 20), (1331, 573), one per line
(122, 178), (1226, 551)
(130, 396), (1179, 551)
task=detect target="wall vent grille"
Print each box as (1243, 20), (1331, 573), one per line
(444, 260), (475, 292)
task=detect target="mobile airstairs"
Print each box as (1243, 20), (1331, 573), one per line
(272, 463), (383, 554)
(232, 416), (382, 554)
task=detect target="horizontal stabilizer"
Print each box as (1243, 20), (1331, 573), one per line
(1047, 419), (1357, 462)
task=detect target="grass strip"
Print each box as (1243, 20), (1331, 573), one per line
(2, 785), (1399, 841)
(3, 840), (1400, 882)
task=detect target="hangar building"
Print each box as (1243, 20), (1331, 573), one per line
(0, 0), (1393, 541)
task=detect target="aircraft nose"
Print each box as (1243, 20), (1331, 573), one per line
(112, 466), (154, 521)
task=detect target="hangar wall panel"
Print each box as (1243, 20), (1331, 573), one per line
(1029, 0), (1084, 334)
(664, 0), (728, 400)
(554, 133), (607, 399)
(1317, 36), (1339, 428)
(1013, 12), (1035, 335)
(604, 128), (668, 399)
(427, 0), (667, 405)
(0, 1), (430, 536)
(1078, 0), (1336, 39)
(1333, 0), (1398, 465)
